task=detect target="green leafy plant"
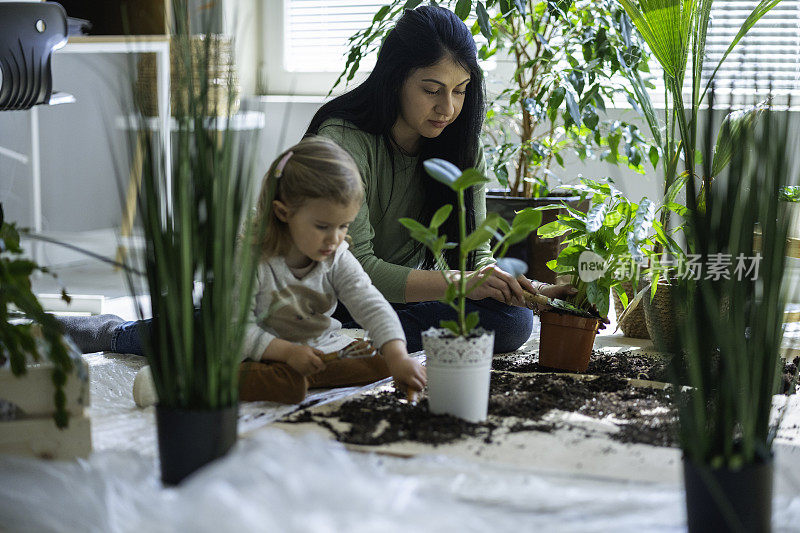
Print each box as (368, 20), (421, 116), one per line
(536, 177), (686, 316)
(0, 203), (74, 428)
(122, 1), (266, 410)
(618, 0), (781, 221)
(334, 0), (658, 197)
(399, 159), (542, 335)
(676, 101), (793, 471)
(779, 186), (800, 203)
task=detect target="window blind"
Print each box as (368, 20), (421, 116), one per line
(284, 0), (385, 72)
(703, 0), (800, 97)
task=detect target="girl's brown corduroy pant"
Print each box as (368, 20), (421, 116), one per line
(238, 342), (390, 404)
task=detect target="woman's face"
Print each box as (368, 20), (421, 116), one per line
(393, 56), (471, 152)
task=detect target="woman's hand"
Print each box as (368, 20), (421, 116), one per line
(381, 340), (427, 398)
(461, 265), (529, 306)
(534, 281), (577, 301)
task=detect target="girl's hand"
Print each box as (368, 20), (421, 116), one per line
(462, 265), (528, 306)
(285, 345), (326, 376)
(381, 340), (427, 395)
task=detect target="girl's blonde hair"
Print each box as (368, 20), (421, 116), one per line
(253, 135), (364, 260)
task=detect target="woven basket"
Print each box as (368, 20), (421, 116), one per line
(612, 280), (650, 339)
(642, 280), (685, 353)
(135, 34), (240, 117)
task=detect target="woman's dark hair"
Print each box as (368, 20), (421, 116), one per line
(306, 5), (486, 269)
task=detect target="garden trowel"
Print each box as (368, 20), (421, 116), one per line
(522, 290), (596, 319)
(319, 339), (377, 363)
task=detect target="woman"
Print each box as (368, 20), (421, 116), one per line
(306, 5), (573, 353)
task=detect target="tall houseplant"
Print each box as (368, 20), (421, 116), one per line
(335, 1), (657, 282)
(618, 0), (781, 235)
(399, 158), (541, 421)
(123, 1), (266, 485)
(675, 99), (793, 531)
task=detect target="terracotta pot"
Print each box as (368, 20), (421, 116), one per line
(485, 192), (589, 284)
(538, 311), (601, 372)
(422, 327), (494, 423)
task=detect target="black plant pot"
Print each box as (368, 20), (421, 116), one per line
(683, 457), (773, 533)
(156, 404), (238, 485)
(485, 192), (588, 284)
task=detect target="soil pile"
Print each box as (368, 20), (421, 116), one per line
(283, 371), (678, 448)
(491, 350), (669, 381)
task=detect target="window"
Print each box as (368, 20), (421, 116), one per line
(703, 0), (800, 100)
(284, 0), (383, 73)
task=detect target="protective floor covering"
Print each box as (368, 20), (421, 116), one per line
(2, 322), (800, 531)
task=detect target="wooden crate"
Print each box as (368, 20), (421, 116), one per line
(0, 359), (92, 460)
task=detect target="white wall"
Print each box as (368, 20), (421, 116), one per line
(0, 54), (133, 232)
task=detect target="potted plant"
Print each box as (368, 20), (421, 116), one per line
(0, 203), (77, 430)
(0, 203), (93, 459)
(334, 0), (658, 283)
(399, 159), (541, 422)
(121, 1), (266, 485)
(674, 101), (792, 532)
(535, 177), (669, 369)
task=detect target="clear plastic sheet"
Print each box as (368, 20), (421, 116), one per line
(3, 323), (800, 532)
(1, 430), (800, 532)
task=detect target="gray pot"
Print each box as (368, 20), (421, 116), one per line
(485, 192), (588, 284)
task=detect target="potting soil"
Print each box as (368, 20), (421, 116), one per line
(283, 370), (678, 448)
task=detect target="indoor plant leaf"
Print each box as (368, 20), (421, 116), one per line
(423, 158), (462, 188)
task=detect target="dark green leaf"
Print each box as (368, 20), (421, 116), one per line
(440, 320), (461, 335)
(649, 145), (660, 168)
(455, 0), (472, 20)
(373, 5), (390, 22)
(476, 2), (492, 39)
(465, 311), (480, 333)
(582, 106), (599, 129)
(512, 207), (542, 231)
(430, 204), (453, 228)
(549, 86), (566, 110)
(565, 91), (581, 127)
(453, 168), (490, 191)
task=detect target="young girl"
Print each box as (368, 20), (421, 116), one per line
(62, 136), (426, 405)
(236, 136), (425, 403)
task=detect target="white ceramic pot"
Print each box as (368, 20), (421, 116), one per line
(421, 327), (494, 423)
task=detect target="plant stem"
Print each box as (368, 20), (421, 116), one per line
(458, 188), (467, 335)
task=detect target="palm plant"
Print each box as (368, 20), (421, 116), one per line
(123, 0), (265, 411)
(618, 0), (781, 218)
